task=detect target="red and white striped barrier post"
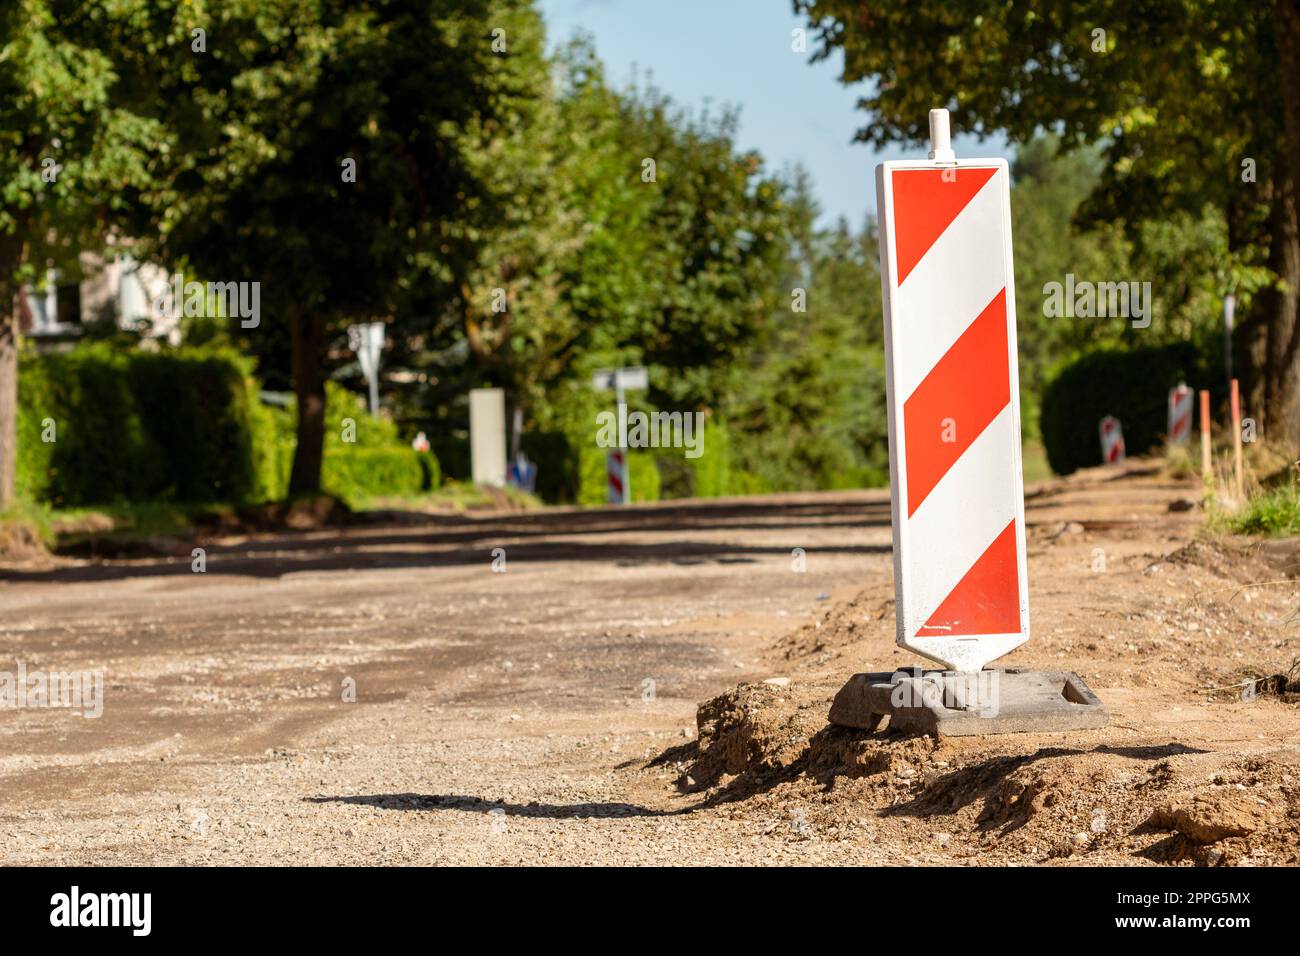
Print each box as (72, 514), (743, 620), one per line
(873, 108), (1029, 673)
(1099, 415), (1126, 464)
(827, 108), (1106, 734)
(607, 448), (628, 505)
(1167, 383), (1193, 446)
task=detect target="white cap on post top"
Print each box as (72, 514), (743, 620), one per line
(928, 108), (956, 163)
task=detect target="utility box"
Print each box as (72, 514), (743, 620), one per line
(470, 388), (507, 488)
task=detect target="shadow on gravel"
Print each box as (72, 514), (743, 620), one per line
(306, 792), (681, 818)
(0, 538), (893, 583)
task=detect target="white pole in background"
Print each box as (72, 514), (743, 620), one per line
(1223, 292), (1236, 393)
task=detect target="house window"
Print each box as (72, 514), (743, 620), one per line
(56, 282), (82, 326)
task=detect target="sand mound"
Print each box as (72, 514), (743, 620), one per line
(774, 589), (891, 660)
(658, 531), (1300, 865)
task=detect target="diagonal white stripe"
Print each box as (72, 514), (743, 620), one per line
(899, 405), (1021, 640)
(894, 173), (1007, 400)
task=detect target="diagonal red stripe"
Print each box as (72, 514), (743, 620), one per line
(903, 288), (1010, 517)
(917, 519), (1020, 637)
(892, 167), (997, 285)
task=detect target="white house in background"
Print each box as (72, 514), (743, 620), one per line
(20, 251), (181, 346)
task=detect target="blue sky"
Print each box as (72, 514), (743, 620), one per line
(538, 0), (1012, 229)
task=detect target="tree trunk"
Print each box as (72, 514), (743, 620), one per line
(0, 279), (16, 510)
(1269, 0), (1300, 456)
(288, 308), (326, 497)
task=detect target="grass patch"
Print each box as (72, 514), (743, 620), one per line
(0, 499), (55, 555)
(50, 501), (219, 539)
(1230, 483), (1300, 536)
(1021, 441), (1055, 484)
(351, 480), (543, 514)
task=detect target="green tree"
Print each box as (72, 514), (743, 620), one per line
(728, 171), (888, 490)
(795, 0), (1300, 455)
(0, 0), (158, 507)
(108, 0), (550, 495)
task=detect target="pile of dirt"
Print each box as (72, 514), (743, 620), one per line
(656, 526), (1300, 864)
(1153, 536), (1291, 584)
(678, 681), (825, 793)
(775, 588), (892, 661)
(664, 679), (1300, 863)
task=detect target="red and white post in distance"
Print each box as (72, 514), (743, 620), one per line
(1168, 383), (1194, 446)
(875, 109), (1029, 673)
(607, 448), (627, 504)
(1099, 415), (1126, 463)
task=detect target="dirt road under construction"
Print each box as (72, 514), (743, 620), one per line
(1, 463), (1297, 865)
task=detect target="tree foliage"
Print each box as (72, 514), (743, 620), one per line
(795, 0), (1300, 454)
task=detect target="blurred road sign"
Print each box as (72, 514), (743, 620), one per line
(592, 367), (648, 392)
(591, 367), (646, 506)
(348, 322), (385, 415)
(1099, 415), (1126, 463)
(1168, 383), (1194, 445)
(469, 388), (507, 488)
(876, 152), (1029, 672)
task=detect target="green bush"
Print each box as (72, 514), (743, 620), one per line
(1039, 342), (1210, 476)
(689, 419), (731, 497)
(17, 348), (438, 507)
(323, 447), (434, 500)
(17, 344), (263, 507)
(258, 384), (440, 502)
(521, 431), (578, 503)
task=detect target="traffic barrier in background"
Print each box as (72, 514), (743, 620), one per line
(1099, 415), (1126, 464)
(606, 448), (627, 504)
(1167, 383), (1193, 446)
(591, 367), (647, 506)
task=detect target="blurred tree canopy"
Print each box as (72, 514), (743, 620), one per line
(0, 0), (161, 507)
(795, 0), (1300, 455)
(8, 0), (1256, 508)
(104, 0), (550, 495)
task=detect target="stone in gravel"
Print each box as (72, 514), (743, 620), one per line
(1148, 791), (1279, 844)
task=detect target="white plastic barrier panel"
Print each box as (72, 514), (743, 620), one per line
(875, 154), (1030, 672)
(1168, 384), (1193, 445)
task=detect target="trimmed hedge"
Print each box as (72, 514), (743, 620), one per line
(18, 344), (264, 506)
(259, 383), (440, 502)
(1040, 342), (1211, 475)
(18, 347), (438, 507)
